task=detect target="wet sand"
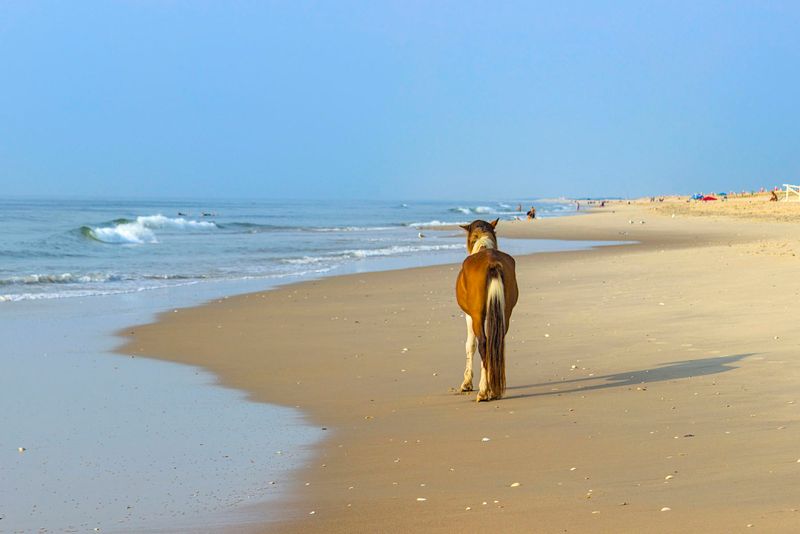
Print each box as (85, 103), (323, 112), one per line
(119, 202), (800, 532)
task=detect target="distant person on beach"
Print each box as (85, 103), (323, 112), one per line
(516, 204), (522, 212)
(576, 201), (580, 211)
(526, 206), (536, 220)
(770, 191), (779, 202)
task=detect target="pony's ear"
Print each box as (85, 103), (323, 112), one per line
(490, 218), (499, 228)
(459, 223), (471, 232)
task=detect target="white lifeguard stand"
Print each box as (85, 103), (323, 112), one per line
(783, 184), (800, 201)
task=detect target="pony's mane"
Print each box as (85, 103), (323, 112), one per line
(471, 234), (497, 255)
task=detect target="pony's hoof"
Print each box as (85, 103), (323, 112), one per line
(475, 393), (488, 402)
(460, 383), (473, 393)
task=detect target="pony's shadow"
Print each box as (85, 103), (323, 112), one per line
(505, 353), (754, 400)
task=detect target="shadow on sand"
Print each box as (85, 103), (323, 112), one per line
(505, 353), (754, 400)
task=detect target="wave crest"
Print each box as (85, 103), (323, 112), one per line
(449, 205), (505, 215)
(82, 215), (217, 244)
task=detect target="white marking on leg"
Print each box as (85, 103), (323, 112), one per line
(461, 315), (476, 391)
(477, 361), (488, 401)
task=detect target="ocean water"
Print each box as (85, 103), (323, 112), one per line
(0, 198), (577, 302)
(0, 197), (596, 532)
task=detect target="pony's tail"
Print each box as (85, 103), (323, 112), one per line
(484, 266), (506, 398)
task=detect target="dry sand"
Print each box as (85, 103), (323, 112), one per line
(119, 202), (800, 533)
(652, 192), (800, 223)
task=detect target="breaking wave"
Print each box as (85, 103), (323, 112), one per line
(81, 215), (217, 244)
(449, 205), (520, 215)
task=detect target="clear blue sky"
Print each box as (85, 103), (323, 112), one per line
(2, 1), (799, 200)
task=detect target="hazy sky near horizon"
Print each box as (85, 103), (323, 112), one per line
(2, 1), (799, 200)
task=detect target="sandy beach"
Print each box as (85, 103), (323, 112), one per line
(119, 199), (800, 533)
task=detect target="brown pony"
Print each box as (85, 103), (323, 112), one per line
(455, 219), (519, 401)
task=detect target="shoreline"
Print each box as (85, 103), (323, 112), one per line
(0, 279), (326, 532)
(119, 203), (800, 532)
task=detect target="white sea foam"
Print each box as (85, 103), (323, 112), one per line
(91, 223), (157, 244)
(284, 243), (463, 265)
(138, 214), (216, 230)
(408, 220), (467, 227)
(87, 215), (217, 244)
(238, 267), (335, 280)
(0, 280), (203, 302)
(1, 273), (121, 285)
(450, 205), (516, 215)
(0, 272), (197, 287)
(0, 290), (126, 302)
(345, 243), (462, 257)
(310, 226), (397, 233)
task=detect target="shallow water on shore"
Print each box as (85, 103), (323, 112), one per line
(0, 287), (322, 532)
(0, 200), (622, 531)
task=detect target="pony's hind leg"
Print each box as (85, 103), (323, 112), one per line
(476, 359), (489, 402)
(476, 335), (489, 402)
(460, 315), (476, 392)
